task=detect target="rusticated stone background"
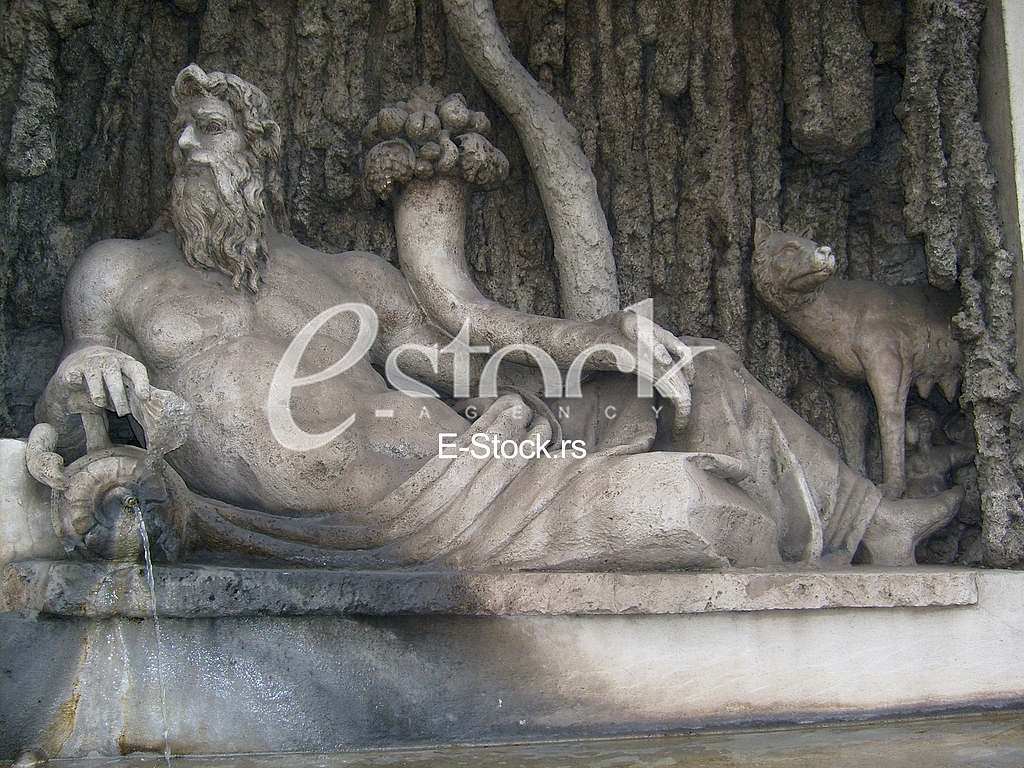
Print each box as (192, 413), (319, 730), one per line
(1, 0), (1021, 564)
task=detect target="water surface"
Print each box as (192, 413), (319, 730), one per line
(22, 709), (1024, 768)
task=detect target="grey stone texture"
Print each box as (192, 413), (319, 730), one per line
(1, 565), (1021, 760)
(896, 0), (1024, 568)
(0, 560), (980, 618)
(1, 0), (1020, 564)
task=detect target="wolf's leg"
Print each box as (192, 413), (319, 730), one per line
(865, 351), (912, 499)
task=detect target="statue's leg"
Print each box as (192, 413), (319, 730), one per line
(668, 339), (867, 563)
(474, 450), (785, 570)
(671, 339), (962, 565)
(864, 350), (912, 499)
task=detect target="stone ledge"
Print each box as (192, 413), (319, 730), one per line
(1, 560), (978, 618)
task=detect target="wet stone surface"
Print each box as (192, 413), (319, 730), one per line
(17, 709), (1024, 768)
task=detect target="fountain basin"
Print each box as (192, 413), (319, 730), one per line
(2, 562), (1022, 760)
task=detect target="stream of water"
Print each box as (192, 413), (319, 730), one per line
(129, 497), (171, 768)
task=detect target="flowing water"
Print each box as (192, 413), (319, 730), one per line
(128, 497), (172, 768)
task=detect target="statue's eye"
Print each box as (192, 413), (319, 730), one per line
(200, 119), (228, 135)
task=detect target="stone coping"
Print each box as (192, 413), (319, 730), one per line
(0, 560), (978, 618)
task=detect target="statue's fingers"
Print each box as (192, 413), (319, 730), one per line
(652, 329), (699, 384)
(82, 365), (108, 409)
(61, 363), (85, 389)
(651, 340), (672, 366)
(618, 311), (638, 342)
(653, 370), (687, 402)
(652, 371), (691, 439)
(671, 385), (692, 440)
(656, 329), (690, 359)
(672, 412), (690, 441)
(121, 359), (150, 400)
(102, 364), (130, 417)
(682, 357), (696, 384)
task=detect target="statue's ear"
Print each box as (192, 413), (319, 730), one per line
(754, 218), (772, 246)
(799, 224), (815, 239)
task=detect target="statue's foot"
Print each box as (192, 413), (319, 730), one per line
(859, 486), (964, 566)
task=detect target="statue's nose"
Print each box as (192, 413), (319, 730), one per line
(178, 123), (200, 152)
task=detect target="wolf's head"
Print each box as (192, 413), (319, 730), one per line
(752, 219), (836, 312)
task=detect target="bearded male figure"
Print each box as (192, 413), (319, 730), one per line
(30, 64), (962, 570)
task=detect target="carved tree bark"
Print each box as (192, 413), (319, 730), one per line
(441, 0), (619, 321)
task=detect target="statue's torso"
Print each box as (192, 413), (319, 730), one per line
(98, 234), (466, 517)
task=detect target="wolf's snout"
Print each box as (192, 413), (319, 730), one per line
(814, 246), (836, 271)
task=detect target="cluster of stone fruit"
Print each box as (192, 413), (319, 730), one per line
(363, 85), (509, 200)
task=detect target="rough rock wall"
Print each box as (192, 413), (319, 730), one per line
(898, 0), (1024, 566)
(1, 0), (1020, 563)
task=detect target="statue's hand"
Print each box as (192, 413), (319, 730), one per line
(601, 311), (693, 438)
(56, 345), (151, 418)
(50, 346), (191, 457)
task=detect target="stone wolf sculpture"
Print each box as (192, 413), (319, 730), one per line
(752, 219), (963, 499)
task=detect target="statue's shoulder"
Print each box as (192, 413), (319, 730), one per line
(284, 237), (392, 270)
(334, 250), (415, 297)
(336, 249), (401, 275)
(71, 233), (171, 276)
(274, 235), (402, 284)
(65, 233), (176, 310)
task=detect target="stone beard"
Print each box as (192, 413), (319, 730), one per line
(169, 146), (267, 293)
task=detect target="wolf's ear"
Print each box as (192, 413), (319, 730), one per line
(799, 224), (816, 239)
(754, 218), (773, 246)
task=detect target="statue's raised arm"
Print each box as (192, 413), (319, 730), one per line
(362, 88), (694, 433)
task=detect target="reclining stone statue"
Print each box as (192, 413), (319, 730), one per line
(752, 220), (964, 500)
(26, 64), (964, 570)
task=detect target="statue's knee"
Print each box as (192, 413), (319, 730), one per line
(687, 338), (739, 376)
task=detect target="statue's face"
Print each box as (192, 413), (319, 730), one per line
(169, 93), (266, 293)
(173, 96), (246, 174)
